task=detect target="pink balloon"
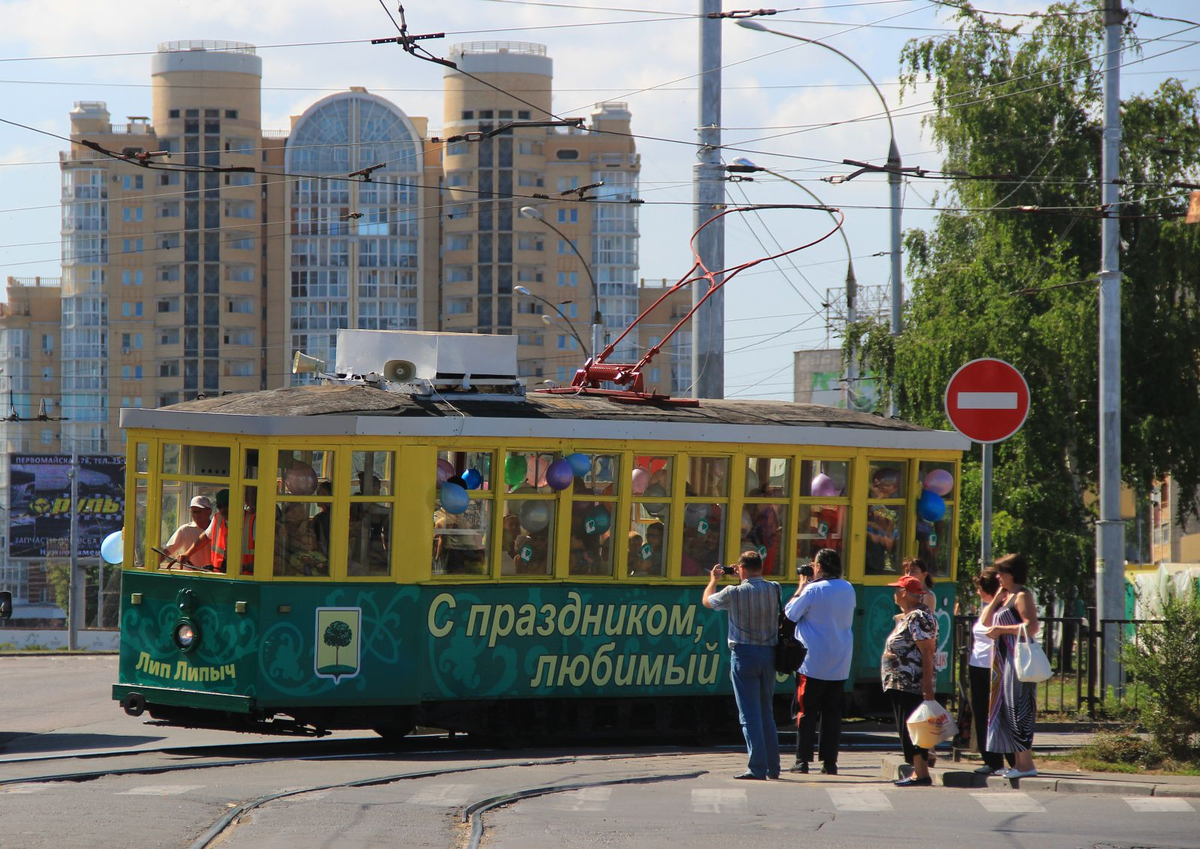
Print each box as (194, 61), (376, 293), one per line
(526, 456), (549, 488)
(924, 469), (954, 496)
(436, 458), (455, 484)
(631, 468), (649, 494)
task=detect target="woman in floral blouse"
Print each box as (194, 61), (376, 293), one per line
(882, 575), (938, 787)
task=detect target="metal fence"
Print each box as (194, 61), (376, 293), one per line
(949, 610), (1162, 720)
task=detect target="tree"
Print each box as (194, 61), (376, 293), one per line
(323, 619), (353, 667)
(848, 1), (1200, 595)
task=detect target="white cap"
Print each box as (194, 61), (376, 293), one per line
(189, 495), (213, 510)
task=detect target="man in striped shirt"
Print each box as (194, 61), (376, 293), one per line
(703, 550), (781, 780)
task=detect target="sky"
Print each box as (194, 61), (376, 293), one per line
(1, 0), (1198, 400)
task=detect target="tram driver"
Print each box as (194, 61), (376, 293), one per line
(163, 495), (213, 569)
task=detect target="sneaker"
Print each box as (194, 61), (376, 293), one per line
(974, 765), (999, 775)
(1005, 768), (1038, 780)
(894, 776), (933, 787)
(788, 761), (809, 774)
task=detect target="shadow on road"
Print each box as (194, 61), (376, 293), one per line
(0, 732), (166, 756)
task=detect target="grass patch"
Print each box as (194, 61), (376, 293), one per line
(1041, 729), (1200, 775)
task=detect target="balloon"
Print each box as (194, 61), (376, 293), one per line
(504, 455), (528, 487)
(685, 503), (708, 526)
(100, 530), (123, 565)
(924, 469), (954, 497)
(526, 457), (549, 488)
(645, 502), (667, 517)
(811, 473), (840, 498)
(566, 453), (592, 477)
(518, 500), (551, 532)
(462, 468), (483, 490)
(436, 458), (455, 484)
(545, 458), (574, 491)
(446, 474), (466, 490)
(644, 483), (666, 499)
(745, 467), (760, 493)
(440, 482), (469, 514)
(917, 489), (946, 523)
(584, 505), (611, 535)
(283, 462), (318, 495)
(631, 468), (649, 494)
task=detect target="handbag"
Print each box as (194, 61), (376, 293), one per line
(1014, 622), (1052, 683)
(774, 587), (807, 673)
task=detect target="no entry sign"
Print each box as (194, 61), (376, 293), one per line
(944, 358), (1030, 444)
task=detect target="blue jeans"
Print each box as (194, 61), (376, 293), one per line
(730, 644), (780, 778)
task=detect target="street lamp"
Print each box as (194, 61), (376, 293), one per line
(518, 205), (604, 361)
(730, 157), (859, 408)
(738, 19), (903, 412)
(513, 285), (589, 360)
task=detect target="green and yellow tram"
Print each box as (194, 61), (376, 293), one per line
(112, 331), (967, 738)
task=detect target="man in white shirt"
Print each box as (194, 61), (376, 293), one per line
(784, 547), (856, 775)
(164, 496), (213, 569)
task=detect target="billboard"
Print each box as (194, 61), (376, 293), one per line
(8, 455), (125, 559)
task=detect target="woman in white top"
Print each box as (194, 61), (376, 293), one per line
(969, 568), (1012, 775)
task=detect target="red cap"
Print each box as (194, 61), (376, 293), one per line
(887, 575), (925, 594)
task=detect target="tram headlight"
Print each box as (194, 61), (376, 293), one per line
(174, 620), (198, 650)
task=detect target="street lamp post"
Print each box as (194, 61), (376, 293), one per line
(514, 285), (589, 361)
(730, 157), (858, 407)
(518, 206), (604, 361)
(738, 19), (902, 413)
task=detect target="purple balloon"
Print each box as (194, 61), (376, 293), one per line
(545, 458), (575, 491)
(436, 458), (455, 484)
(811, 473), (840, 498)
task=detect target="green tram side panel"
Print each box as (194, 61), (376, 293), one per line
(852, 584), (956, 693)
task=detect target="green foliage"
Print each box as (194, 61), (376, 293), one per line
(849, 2), (1200, 592)
(1122, 589), (1200, 760)
(323, 619), (353, 666)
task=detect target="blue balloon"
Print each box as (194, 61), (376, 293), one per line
(462, 468), (483, 490)
(100, 530), (123, 565)
(440, 482), (470, 514)
(566, 453), (591, 477)
(545, 458), (575, 491)
(917, 489), (946, 523)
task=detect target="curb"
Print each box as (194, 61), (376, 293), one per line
(880, 755), (1200, 798)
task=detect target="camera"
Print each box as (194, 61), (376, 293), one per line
(797, 563), (814, 578)
(721, 565), (737, 575)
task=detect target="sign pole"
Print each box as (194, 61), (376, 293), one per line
(980, 443), (993, 567)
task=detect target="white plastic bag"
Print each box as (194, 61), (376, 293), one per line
(906, 699), (959, 749)
(1015, 623), (1053, 683)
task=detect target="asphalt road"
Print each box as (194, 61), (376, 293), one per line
(1, 656), (1196, 849)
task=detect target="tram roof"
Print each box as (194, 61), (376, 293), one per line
(120, 385), (970, 452)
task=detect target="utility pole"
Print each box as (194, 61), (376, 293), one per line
(693, 0), (725, 399)
(1096, 0), (1125, 692)
(67, 449), (81, 650)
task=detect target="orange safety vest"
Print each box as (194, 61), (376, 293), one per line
(210, 512), (228, 572)
(241, 512), (256, 573)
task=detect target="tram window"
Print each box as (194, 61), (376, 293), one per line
(161, 444), (231, 477)
(135, 443), (149, 474)
(628, 504), (668, 577)
(916, 461), (955, 577)
(275, 500), (330, 577)
(740, 503), (786, 576)
(686, 457), (728, 497)
(133, 481), (148, 568)
(633, 455), (672, 498)
(681, 503), (724, 576)
(507, 452), (559, 494)
(799, 460), (848, 497)
(439, 450), (493, 491)
(244, 448), (259, 480)
(571, 453), (619, 496)
(348, 502), (391, 577)
(568, 502), (613, 576)
(866, 461), (906, 575)
(352, 451), (393, 495)
(158, 480), (223, 569)
(276, 449), (333, 496)
(502, 499), (553, 576)
(745, 457), (789, 497)
(797, 503), (847, 562)
(433, 498), (489, 575)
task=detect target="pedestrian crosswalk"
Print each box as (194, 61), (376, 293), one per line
(827, 788), (892, 811)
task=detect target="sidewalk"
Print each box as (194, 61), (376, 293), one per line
(878, 732), (1200, 798)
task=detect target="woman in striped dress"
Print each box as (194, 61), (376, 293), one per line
(980, 553), (1039, 779)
